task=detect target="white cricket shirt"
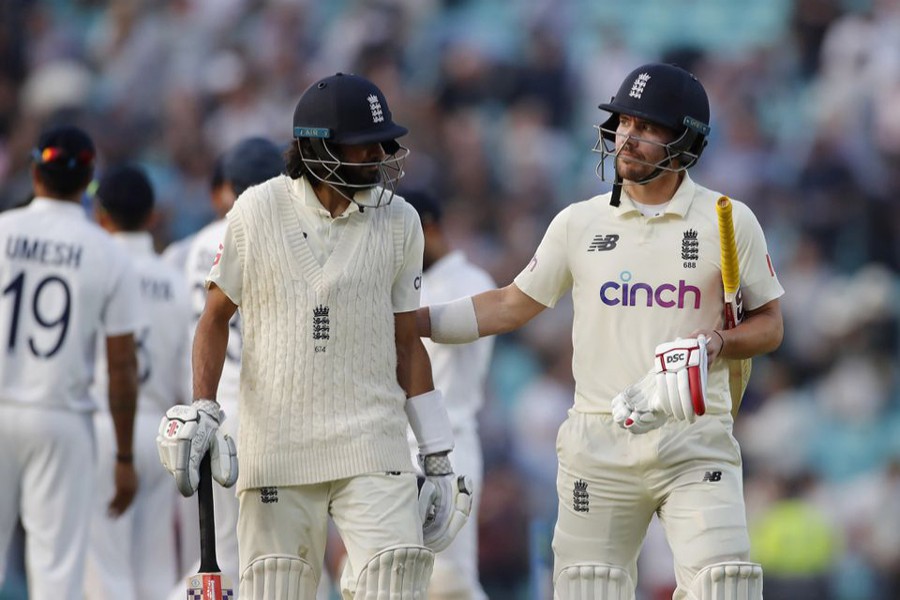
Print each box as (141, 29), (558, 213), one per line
(92, 232), (191, 414)
(419, 251), (496, 431)
(514, 174), (784, 415)
(161, 232), (196, 272)
(0, 198), (142, 412)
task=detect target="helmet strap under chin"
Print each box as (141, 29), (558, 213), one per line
(610, 173), (622, 207)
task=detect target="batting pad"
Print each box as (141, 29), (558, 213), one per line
(355, 544), (434, 599)
(239, 554), (315, 600)
(554, 563), (634, 600)
(688, 561), (763, 600)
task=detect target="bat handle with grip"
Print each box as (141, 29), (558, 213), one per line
(198, 452), (221, 574)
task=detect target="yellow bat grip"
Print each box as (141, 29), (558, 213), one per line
(716, 196), (740, 294)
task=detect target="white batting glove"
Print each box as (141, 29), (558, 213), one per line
(417, 453), (473, 552)
(157, 400), (238, 496)
(611, 370), (667, 434)
(650, 336), (709, 423)
(209, 427), (238, 489)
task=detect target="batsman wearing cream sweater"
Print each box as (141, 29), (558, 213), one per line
(156, 73), (472, 600)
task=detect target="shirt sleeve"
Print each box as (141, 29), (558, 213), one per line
(513, 206), (574, 308)
(205, 222), (243, 305)
(392, 205), (424, 313)
(103, 254), (143, 336)
(733, 200), (784, 310)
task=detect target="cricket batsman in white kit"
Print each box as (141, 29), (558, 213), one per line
(0, 126), (141, 600)
(417, 63), (785, 600)
(157, 73), (472, 599)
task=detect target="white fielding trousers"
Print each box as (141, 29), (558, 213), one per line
(0, 405), (95, 600)
(85, 411), (177, 599)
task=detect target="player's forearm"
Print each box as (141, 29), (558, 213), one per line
(107, 335), (138, 458)
(717, 299), (783, 360)
(192, 311), (230, 401)
(397, 310), (435, 396)
(397, 338), (436, 397)
(423, 284), (542, 343)
(471, 288), (518, 336)
(472, 284), (544, 335)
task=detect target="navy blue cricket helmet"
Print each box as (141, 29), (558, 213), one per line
(291, 73), (409, 208)
(593, 63), (711, 204)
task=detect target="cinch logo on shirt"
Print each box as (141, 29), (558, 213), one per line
(600, 271), (701, 309)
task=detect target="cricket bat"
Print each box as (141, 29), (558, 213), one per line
(716, 196), (752, 419)
(186, 453), (233, 599)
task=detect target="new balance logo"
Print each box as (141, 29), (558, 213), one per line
(702, 471), (722, 482)
(573, 479), (589, 512)
(588, 234), (619, 252)
(260, 487), (279, 503)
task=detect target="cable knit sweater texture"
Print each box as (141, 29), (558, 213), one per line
(228, 177), (411, 490)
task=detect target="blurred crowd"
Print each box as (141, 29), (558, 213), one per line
(2, 0), (899, 598)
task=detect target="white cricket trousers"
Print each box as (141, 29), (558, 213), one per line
(238, 472), (421, 598)
(0, 405), (94, 600)
(85, 410), (177, 599)
(552, 411), (750, 598)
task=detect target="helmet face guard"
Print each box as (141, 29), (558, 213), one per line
(592, 121), (705, 186)
(298, 137), (409, 208)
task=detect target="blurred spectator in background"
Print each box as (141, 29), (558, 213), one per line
(749, 471), (842, 600)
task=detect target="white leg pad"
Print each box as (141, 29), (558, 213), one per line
(688, 561), (763, 600)
(554, 563), (634, 600)
(240, 554), (316, 600)
(355, 544), (434, 599)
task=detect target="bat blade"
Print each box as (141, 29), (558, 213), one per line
(716, 196), (751, 417)
(187, 453), (234, 599)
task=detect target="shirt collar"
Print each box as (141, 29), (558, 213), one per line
(610, 173), (698, 218)
(112, 231), (155, 256)
(289, 177), (361, 219)
(27, 197), (89, 219)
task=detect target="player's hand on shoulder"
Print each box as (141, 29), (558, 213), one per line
(611, 370), (666, 434)
(650, 336), (709, 422)
(417, 452), (473, 552)
(156, 399), (238, 496)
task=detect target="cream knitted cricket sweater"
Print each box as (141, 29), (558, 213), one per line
(228, 177), (412, 490)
